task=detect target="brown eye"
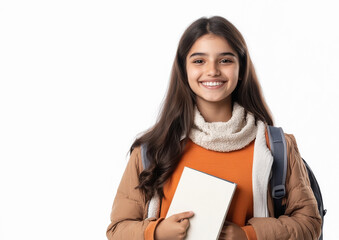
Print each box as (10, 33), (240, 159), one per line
(193, 59), (204, 64)
(220, 59), (232, 63)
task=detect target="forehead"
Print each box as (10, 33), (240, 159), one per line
(188, 34), (236, 56)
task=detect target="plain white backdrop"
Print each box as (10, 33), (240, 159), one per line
(1, 0), (338, 239)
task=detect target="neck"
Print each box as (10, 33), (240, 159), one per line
(196, 98), (233, 122)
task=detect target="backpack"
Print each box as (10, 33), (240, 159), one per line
(267, 126), (326, 240)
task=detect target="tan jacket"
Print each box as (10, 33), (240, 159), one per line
(106, 134), (321, 239)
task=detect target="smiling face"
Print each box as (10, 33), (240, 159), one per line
(186, 34), (240, 109)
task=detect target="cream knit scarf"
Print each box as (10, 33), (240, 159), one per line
(146, 103), (273, 219)
(189, 102), (257, 152)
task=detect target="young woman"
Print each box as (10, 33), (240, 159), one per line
(106, 16), (321, 240)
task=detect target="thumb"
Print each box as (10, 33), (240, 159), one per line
(173, 211), (194, 222)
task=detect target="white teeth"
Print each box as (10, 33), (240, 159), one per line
(201, 82), (224, 86)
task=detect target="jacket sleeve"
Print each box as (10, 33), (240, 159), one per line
(247, 134), (322, 240)
(106, 147), (160, 240)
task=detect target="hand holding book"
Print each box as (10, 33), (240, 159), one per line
(165, 167), (237, 240)
(218, 221), (247, 240)
(155, 211), (194, 240)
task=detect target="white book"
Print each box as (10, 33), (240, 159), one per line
(166, 167), (237, 240)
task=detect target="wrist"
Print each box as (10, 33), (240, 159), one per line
(241, 225), (257, 240)
(145, 218), (164, 240)
(154, 218), (165, 240)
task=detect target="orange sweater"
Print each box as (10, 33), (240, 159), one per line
(159, 139), (257, 239)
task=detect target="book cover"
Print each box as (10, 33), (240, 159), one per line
(166, 166), (237, 240)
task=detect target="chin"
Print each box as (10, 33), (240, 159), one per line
(201, 98), (230, 105)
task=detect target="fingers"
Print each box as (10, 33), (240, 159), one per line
(223, 220), (231, 226)
(180, 218), (190, 229)
(173, 211), (194, 222)
(218, 232), (226, 240)
(178, 218), (190, 240)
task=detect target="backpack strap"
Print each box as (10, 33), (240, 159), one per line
(140, 144), (162, 218)
(140, 144), (150, 170)
(267, 126), (288, 218)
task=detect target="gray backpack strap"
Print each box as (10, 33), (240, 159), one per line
(140, 144), (162, 217)
(267, 125), (288, 218)
(140, 144), (150, 170)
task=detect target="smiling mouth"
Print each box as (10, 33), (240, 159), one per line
(200, 81), (226, 89)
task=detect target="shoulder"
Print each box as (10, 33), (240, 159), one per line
(283, 133), (303, 168)
(118, 146), (144, 185)
(129, 146), (144, 173)
(284, 133), (299, 152)
(282, 133), (310, 188)
(115, 146), (145, 201)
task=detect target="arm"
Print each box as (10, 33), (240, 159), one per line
(247, 134), (322, 240)
(106, 147), (161, 240)
(106, 147), (197, 240)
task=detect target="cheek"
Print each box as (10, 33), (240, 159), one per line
(187, 66), (199, 77)
(186, 66), (200, 86)
(225, 66), (240, 81)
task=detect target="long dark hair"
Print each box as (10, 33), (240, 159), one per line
(131, 16), (273, 202)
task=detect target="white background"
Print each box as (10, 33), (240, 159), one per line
(1, 0), (338, 239)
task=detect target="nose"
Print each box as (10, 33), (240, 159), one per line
(206, 62), (220, 76)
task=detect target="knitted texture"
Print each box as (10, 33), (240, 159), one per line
(189, 102), (257, 152)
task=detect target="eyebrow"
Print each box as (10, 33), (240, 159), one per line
(188, 52), (236, 58)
